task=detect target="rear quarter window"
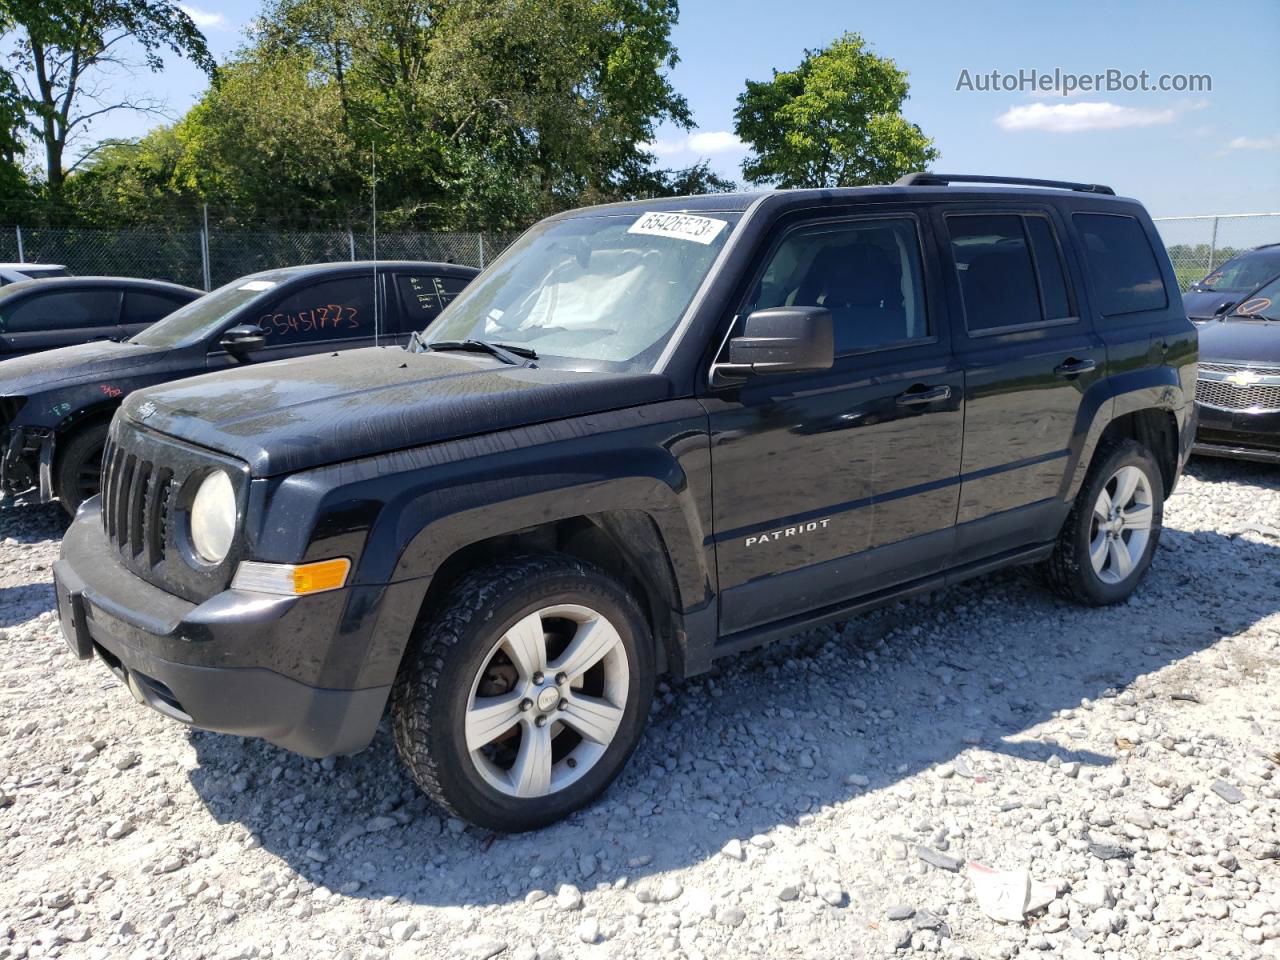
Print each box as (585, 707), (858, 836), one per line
(1073, 213), (1168, 316)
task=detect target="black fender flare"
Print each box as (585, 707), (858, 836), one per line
(1062, 364), (1190, 503)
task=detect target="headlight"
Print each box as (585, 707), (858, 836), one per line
(189, 470), (236, 563)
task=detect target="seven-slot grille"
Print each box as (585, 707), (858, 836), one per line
(1195, 362), (1280, 413)
(100, 434), (176, 567)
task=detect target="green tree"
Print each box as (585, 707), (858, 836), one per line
(162, 0), (701, 230)
(734, 32), (937, 188)
(2, 0), (213, 195)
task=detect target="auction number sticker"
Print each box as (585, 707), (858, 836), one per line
(627, 212), (727, 245)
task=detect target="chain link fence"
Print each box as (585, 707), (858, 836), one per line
(0, 225), (521, 290)
(2, 215), (1276, 294)
(1152, 213), (1280, 291)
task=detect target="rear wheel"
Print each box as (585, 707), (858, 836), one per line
(1043, 438), (1164, 605)
(391, 554), (655, 831)
(54, 423), (109, 517)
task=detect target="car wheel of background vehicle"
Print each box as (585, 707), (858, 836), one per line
(1042, 438), (1164, 606)
(54, 423), (109, 517)
(391, 553), (655, 832)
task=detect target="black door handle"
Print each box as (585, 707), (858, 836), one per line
(896, 384), (952, 406)
(1054, 358), (1097, 378)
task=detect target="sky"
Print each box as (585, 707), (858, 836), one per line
(57, 0), (1280, 218)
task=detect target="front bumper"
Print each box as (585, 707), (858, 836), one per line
(1194, 403), (1280, 465)
(52, 498), (390, 757)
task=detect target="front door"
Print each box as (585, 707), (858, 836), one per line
(703, 211), (963, 637)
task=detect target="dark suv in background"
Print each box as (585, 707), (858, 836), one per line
(54, 174), (1196, 831)
(1, 261), (476, 513)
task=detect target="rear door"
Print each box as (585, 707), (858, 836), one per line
(704, 208), (963, 637)
(391, 272), (472, 340)
(939, 206), (1105, 564)
(207, 272), (389, 369)
(121, 288), (197, 338)
(0, 287), (124, 357)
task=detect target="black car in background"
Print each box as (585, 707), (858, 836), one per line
(0, 260), (477, 512)
(0, 276), (201, 359)
(1194, 274), (1280, 463)
(1183, 243), (1280, 322)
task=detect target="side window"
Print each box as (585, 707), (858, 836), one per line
(947, 214), (1044, 331)
(397, 274), (469, 330)
(749, 217), (929, 354)
(1072, 213), (1168, 315)
(125, 290), (190, 325)
(0, 289), (121, 333)
(256, 277), (378, 345)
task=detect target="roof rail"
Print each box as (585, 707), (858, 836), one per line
(894, 172), (1116, 196)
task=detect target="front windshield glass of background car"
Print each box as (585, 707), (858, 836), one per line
(1201, 255), (1280, 293)
(130, 274), (289, 348)
(422, 211), (742, 373)
(1230, 277), (1279, 321)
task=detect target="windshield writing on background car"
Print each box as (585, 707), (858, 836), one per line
(130, 275), (286, 348)
(1231, 276), (1278, 320)
(422, 211), (741, 373)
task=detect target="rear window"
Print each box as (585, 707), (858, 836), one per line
(397, 274), (469, 329)
(1073, 213), (1168, 315)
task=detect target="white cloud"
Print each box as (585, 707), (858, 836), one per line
(687, 131), (745, 154)
(180, 5), (227, 29)
(1223, 133), (1280, 152)
(643, 131), (745, 158)
(994, 101), (1176, 133)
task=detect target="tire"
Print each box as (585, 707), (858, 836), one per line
(54, 423), (109, 517)
(391, 553), (656, 832)
(1042, 438), (1164, 606)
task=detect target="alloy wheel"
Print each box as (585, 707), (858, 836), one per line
(1088, 464), (1154, 584)
(464, 603), (630, 798)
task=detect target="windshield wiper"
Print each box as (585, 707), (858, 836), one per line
(407, 330), (429, 353)
(1231, 312), (1275, 321)
(427, 339), (538, 366)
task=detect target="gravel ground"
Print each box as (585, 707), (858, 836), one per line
(1, 457), (1278, 960)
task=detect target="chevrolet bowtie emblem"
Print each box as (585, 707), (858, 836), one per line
(1226, 370), (1261, 388)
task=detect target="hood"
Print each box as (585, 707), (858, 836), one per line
(121, 347), (672, 476)
(1198, 317), (1280, 366)
(1182, 289), (1242, 320)
(0, 339), (172, 395)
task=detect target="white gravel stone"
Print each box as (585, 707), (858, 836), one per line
(0, 462), (1274, 960)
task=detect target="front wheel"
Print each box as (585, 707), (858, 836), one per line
(1043, 438), (1164, 605)
(54, 423), (109, 517)
(391, 554), (655, 831)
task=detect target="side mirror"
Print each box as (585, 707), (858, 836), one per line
(713, 306), (834, 382)
(1214, 300), (1237, 317)
(219, 324), (266, 355)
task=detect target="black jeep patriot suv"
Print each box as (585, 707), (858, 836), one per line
(54, 174), (1197, 831)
